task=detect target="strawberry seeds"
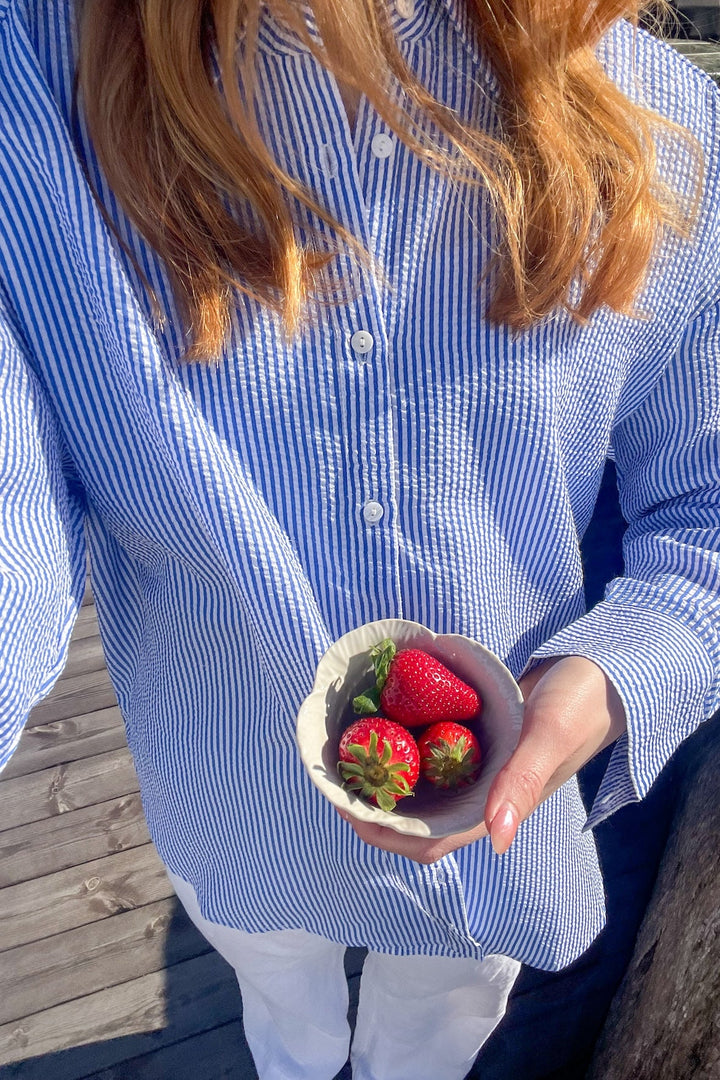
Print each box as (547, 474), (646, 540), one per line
(337, 638), (483, 810)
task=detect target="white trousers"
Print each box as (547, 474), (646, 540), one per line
(168, 870), (521, 1080)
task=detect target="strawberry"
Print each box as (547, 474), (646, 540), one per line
(353, 638), (480, 728)
(418, 721), (482, 790)
(338, 717), (420, 812)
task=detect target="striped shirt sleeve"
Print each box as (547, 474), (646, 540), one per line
(530, 289), (720, 827)
(0, 295), (86, 769)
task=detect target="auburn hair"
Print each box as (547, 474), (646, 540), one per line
(76, 0), (691, 360)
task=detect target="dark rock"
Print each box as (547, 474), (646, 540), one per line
(587, 712), (720, 1080)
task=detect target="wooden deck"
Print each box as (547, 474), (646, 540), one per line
(0, 585), (247, 1078)
(0, 585), (361, 1079)
(672, 37), (720, 78)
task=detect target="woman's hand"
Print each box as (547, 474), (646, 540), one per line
(483, 655), (626, 854)
(337, 655), (626, 863)
(336, 808), (490, 866)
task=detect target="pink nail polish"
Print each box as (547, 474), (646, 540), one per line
(490, 805), (516, 855)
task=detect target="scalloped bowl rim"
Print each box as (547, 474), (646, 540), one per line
(296, 619), (524, 839)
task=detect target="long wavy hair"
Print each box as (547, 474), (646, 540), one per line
(77, 0), (690, 359)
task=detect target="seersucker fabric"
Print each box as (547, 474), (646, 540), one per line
(0, 0), (718, 968)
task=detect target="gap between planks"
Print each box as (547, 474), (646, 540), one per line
(0, 951), (243, 1075)
(0, 792), (150, 889)
(0, 575), (250, 1079)
(0, 747), (140, 833)
(2, 707), (128, 782)
(0, 843), (174, 952)
(0, 898), (214, 1027)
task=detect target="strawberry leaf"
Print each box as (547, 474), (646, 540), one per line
(370, 638), (396, 692)
(338, 761), (365, 780)
(375, 788), (399, 812)
(352, 687), (381, 715)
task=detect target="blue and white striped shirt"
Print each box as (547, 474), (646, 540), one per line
(0, 0), (718, 968)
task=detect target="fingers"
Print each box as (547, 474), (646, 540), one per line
(484, 745), (555, 855)
(484, 667), (573, 846)
(337, 657), (627, 862)
(484, 656), (627, 855)
(336, 808), (488, 864)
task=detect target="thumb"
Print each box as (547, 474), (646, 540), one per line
(483, 732), (556, 856)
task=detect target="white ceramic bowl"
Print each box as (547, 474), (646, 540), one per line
(296, 620), (524, 838)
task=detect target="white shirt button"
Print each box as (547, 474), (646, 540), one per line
(396, 0), (415, 17)
(371, 132), (395, 160)
(351, 330), (374, 355)
(363, 501), (384, 525)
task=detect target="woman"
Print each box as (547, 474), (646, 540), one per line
(0, 1), (717, 1077)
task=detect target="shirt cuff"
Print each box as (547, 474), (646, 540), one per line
(524, 599), (716, 828)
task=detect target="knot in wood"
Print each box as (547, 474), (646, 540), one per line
(11, 1025), (29, 1049)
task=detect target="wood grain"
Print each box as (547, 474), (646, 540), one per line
(1, 708), (127, 781)
(0, 899), (212, 1026)
(0, 748), (139, 832)
(81, 1022), (256, 1080)
(70, 605), (104, 641)
(0, 793), (150, 889)
(59, 636), (107, 681)
(0, 843), (172, 951)
(0, 952), (242, 1075)
(25, 669), (117, 728)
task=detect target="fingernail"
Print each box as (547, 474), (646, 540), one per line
(490, 804), (517, 856)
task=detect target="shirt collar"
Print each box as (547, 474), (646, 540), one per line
(256, 1), (438, 52)
(438, 0), (498, 89)
(257, 0), (490, 73)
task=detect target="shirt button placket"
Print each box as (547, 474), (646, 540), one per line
(362, 500), (384, 526)
(337, 94), (401, 616)
(350, 333), (385, 530)
(351, 329), (375, 359)
(370, 132), (395, 160)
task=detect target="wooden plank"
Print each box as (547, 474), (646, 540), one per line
(0, 899), (212, 1026)
(82, 575), (94, 607)
(1, 708), (127, 781)
(69, 604), (101, 642)
(77, 962), (361, 1080)
(0, 842), (172, 951)
(26, 669), (117, 728)
(0, 747), (138, 832)
(0, 951), (242, 1076)
(60, 636), (107, 681)
(671, 39), (720, 80)
(80, 1021), (256, 1080)
(0, 792), (150, 889)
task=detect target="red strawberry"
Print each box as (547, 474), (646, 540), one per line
(338, 717), (419, 812)
(418, 722), (482, 790)
(353, 638), (480, 728)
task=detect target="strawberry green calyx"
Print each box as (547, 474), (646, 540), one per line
(419, 730), (481, 789)
(422, 736), (478, 786)
(338, 729), (413, 812)
(352, 638), (397, 715)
